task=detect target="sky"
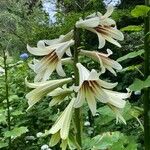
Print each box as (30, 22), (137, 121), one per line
(42, 0), (121, 23)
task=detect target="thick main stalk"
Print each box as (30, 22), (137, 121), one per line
(73, 27), (82, 148)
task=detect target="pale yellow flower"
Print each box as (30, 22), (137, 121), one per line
(27, 39), (74, 82)
(25, 77), (72, 110)
(74, 63), (130, 116)
(49, 98), (75, 140)
(80, 49), (122, 75)
(76, 5), (124, 49)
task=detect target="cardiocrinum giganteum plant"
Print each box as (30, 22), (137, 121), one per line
(25, 5), (131, 150)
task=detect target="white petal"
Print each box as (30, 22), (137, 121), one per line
(103, 27), (124, 41)
(97, 32), (106, 49)
(86, 89), (97, 116)
(74, 88), (85, 108)
(44, 39), (61, 45)
(56, 61), (66, 77)
(88, 69), (100, 80)
(42, 62), (57, 81)
(97, 79), (118, 89)
(102, 34), (122, 47)
(55, 40), (74, 59)
(76, 63), (90, 85)
(101, 18), (116, 26)
(27, 44), (52, 56)
(93, 86), (109, 103)
(105, 65), (117, 76)
(26, 78), (72, 110)
(60, 99), (74, 139)
(37, 40), (46, 48)
(65, 48), (72, 56)
(76, 17), (100, 28)
(103, 89), (130, 108)
(102, 5), (114, 19)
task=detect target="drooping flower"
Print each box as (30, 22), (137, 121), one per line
(27, 39), (74, 82)
(25, 77), (72, 110)
(37, 30), (74, 47)
(80, 49), (122, 75)
(76, 5), (124, 49)
(74, 63), (130, 116)
(48, 98), (75, 140)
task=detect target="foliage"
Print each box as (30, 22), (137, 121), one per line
(0, 0), (147, 150)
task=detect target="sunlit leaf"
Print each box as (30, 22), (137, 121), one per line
(129, 75), (150, 91)
(131, 5), (150, 17)
(121, 25), (143, 32)
(0, 141), (8, 149)
(4, 127), (28, 138)
(117, 50), (144, 62)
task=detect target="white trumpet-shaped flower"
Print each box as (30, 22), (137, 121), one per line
(80, 49), (122, 75)
(74, 63), (130, 116)
(49, 98), (75, 140)
(25, 77), (72, 110)
(37, 30), (74, 47)
(76, 5), (124, 49)
(27, 39), (74, 82)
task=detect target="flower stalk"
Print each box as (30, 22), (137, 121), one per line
(2, 49), (11, 149)
(144, 0), (150, 149)
(73, 27), (82, 147)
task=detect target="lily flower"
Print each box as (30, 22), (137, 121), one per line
(74, 63), (130, 116)
(37, 30), (74, 47)
(25, 77), (72, 110)
(49, 98), (75, 140)
(27, 39), (74, 82)
(80, 49), (122, 75)
(76, 5), (124, 49)
(48, 85), (73, 107)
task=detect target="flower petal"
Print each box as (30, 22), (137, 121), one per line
(76, 17), (100, 28)
(60, 99), (74, 139)
(97, 79), (118, 89)
(76, 63), (90, 85)
(56, 61), (66, 77)
(74, 88), (85, 108)
(27, 44), (52, 56)
(102, 5), (114, 19)
(102, 34), (122, 47)
(86, 88), (97, 116)
(26, 78), (72, 110)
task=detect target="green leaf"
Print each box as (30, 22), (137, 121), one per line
(12, 110), (24, 116)
(0, 141), (8, 148)
(129, 75), (150, 91)
(117, 50), (144, 62)
(0, 109), (6, 124)
(121, 25), (143, 32)
(4, 127), (28, 138)
(131, 5), (150, 17)
(86, 132), (137, 150)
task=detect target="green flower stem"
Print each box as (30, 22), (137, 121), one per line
(2, 50), (11, 149)
(73, 27), (82, 148)
(144, 0), (150, 149)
